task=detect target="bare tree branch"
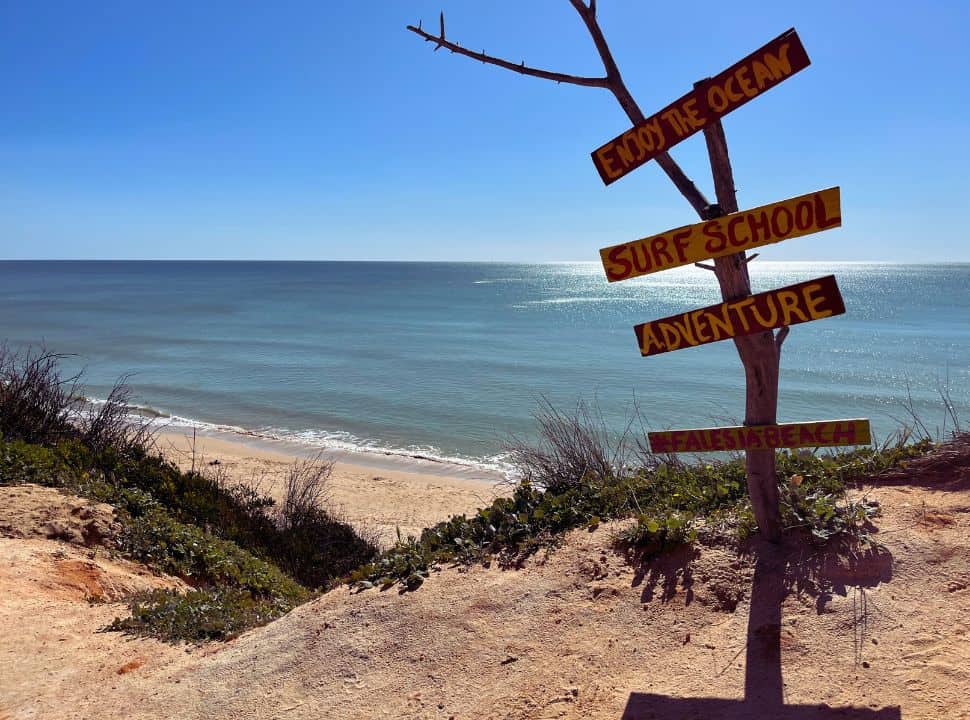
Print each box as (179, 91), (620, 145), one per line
(566, 0), (708, 216)
(567, 1), (627, 103)
(744, 252), (760, 264)
(695, 262), (717, 272)
(774, 326), (790, 353)
(434, 12), (444, 51)
(406, 7), (711, 217)
(406, 22), (609, 88)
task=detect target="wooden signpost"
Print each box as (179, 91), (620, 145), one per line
(591, 28), (810, 185)
(407, 8), (870, 544)
(584, 28), (869, 540)
(634, 275), (844, 356)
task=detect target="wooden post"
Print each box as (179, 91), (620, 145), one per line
(701, 114), (783, 542)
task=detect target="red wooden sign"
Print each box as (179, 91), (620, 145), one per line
(635, 275), (844, 357)
(648, 418), (871, 453)
(591, 28), (810, 185)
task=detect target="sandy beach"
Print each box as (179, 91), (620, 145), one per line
(155, 429), (507, 546)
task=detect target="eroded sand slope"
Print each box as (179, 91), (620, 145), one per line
(2, 449), (969, 720)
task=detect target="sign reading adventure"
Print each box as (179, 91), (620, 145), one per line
(634, 275), (844, 357)
(648, 418), (872, 453)
(600, 187), (841, 282)
(591, 28), (810, 185)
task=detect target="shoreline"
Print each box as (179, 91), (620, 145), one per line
(151, 419), (507, 482)
(155, 427), (508, 546)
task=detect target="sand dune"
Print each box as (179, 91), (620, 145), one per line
(2, 443), (969, 719)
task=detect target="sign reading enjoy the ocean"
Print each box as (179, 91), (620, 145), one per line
(633, 275), (844, 357)
(600, 187), (841, 282)
(590, 28), (810, 185)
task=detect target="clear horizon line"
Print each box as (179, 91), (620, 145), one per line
(2, 258), (970, 265)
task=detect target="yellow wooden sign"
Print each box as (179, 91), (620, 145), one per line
(600, 187), (841, 282)
(635, 276), (844, 357)
(591, 29), (811, 185)
(648, 418), (871, 453)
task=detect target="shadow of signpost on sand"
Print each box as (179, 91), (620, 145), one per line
(622, 537), (900, 720)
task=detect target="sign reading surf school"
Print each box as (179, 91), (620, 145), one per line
(591, 28), (810, 185)
(601, 187), (841, 282)
(634, 275), (844, 357)
(648, 418), (871, 453)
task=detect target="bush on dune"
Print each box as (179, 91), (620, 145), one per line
(0, 346), (80, 446)
(0, 345), (153, 458)
(272, 457), (382, 587)
(506, 398), (619, 494)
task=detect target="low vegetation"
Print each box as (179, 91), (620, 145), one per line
(0, 345), (377, 641)
(352, 402), (935, 591)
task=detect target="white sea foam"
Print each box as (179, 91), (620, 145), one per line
(83, 396), (513, 478)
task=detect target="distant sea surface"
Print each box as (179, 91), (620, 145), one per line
(1, 261), (967, 471)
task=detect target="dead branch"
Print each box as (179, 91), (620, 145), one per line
(899, 379), (933, 441)
(406, 22), (609, 88)
(407, 4), (711, 217)
(567, 0), (709, 215)
(694, 262), (716, 272)
(567, 0), (633, 110)
(774, 326), (790, 353)
(745, 252), (760, 264)
(936, 370), (961, 435)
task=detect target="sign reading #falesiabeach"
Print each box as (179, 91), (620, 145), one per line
(600, 187), (841, 282)
(648, 418), (872, 453)
(590, 28), (811, 185)
(634, 275), (844, 357)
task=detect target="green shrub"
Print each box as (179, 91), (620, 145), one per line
(0, 437), (66, 485)
(616, 511), (696, 556)
(0, 346), (79, 446)
(69, 449), (377, 590)
(121, 508), (307, 600)
(1, 434), (313, 642)
(108, 588), (301, 643)
(356, 437), (935, 591)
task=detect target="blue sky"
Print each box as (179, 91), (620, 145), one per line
(1, 1), (967, 261)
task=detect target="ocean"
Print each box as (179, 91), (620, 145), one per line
(1, 261), (967, 472)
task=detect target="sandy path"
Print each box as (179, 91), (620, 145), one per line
(154, 430), (507, 545)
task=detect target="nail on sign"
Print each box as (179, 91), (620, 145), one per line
(634, 275), (844, 357)
(591, 28), (810, 185)
(648, 419), (872, 453)
(600, 187), (841, 282)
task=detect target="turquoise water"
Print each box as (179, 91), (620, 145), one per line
(1, 261), (967, 469)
